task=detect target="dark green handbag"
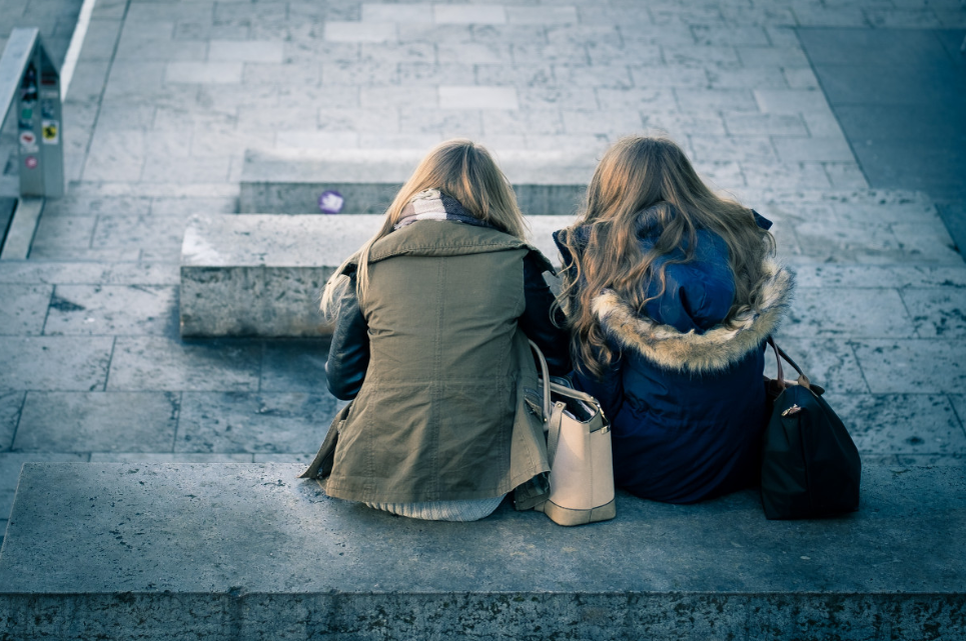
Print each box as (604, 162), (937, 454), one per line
(760, 338), (861, 520)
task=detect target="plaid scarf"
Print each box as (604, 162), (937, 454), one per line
(393, 189), (489, 230)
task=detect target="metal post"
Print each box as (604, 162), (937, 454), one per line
(1, 28), (65, 199)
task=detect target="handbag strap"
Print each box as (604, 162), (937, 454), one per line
(528, 339), (552, 421)
(766, 336), (811, 391)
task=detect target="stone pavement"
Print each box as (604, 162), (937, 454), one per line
(1, 0), (966, 544)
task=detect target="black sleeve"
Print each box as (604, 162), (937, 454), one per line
(519, 253), (572, 376)
(325, 280), (370, 400)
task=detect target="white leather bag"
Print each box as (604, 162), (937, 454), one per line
(529, 341), (616, 526)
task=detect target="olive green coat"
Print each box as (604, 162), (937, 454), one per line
(318, 221), (551, 504)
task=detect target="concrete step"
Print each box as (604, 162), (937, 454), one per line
(239, 148), (600, 215)
(179, 213), (574, 337)
(0, 462), (962, 640)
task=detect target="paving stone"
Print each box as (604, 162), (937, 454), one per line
(434, 5), (506, 25)
(675, 88), (759, 113)
(690, 135), (778, 164)
(824, 162), (871, 189)
(438, 41), (511, 64)
(901, 288), (966, 339)
(360, 3), (430, 23)
(512, 42), (590, 65)
(12, 391), (180, 452)
(175, 392), (339, 453)
(28, 246), (143, 261)
(475, 63), (554, 87)
(783, 287), (916, 339)
(762, 337), (870, 394)
(82, 130), (146, 182)
(754, 88), (833, 115)
(399, 108), (482, 136)
(723, 113), (807, 136)
(323, 59), (398, 84)
(0, 262), (180, 286)
(789, 264), (966, 290)
(324, 21), (396, 43)
(30, 215), (95, 252)
(825, 393), (966, 455)
(663, 45), (741, 67)
(142, 155), (233, 183)
(165, 61), (243, 84)
(0, 285), (52, 336)
(0, 337), (113, 392)
(628, 65), (707, 88)
(590, 40), (662, 66)
(793, 220), (906, 264)
(773, 137), (856, 163)
(361, 85), (438, 108)
(209, 40), (285, 63)
(507, 6), (577, 25)
(562, 109), (643, 136)
(0, 391), (24, 451)
(691, 25), (770, 46)
(439, 85), (519, 109)
(852, 339), (966, 394)
(482, 109), (564, 136)
(88, 452), (253, 462)
(115, 38), (207, 62)
(595, 87), (673, 111)
(397, 63), (474, 85)
(259, 340), (331, 394)
(641, 113), (727, 137)
(43, 285), (178, 337)
(107, 337), (261, 392)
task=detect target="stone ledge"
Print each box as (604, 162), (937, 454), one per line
(0, 462), (962, 640)
(239, 148), (600, 214)
(179, 214), (572, 337)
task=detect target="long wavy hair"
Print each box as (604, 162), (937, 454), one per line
(320, 139), (527, 320)
(555, 135), (776, 378)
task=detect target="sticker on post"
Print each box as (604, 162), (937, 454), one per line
(319, 190), (345, 214)
(41, 100), (55, 119)
(25, 156), (38, 170)
(19, 131), (38, 152)
(42, 120), (59, 144)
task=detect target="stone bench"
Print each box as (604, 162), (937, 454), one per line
(0, 462), (962, 640)
(239, 148), (599, 215)
(179, 213), (572, 337)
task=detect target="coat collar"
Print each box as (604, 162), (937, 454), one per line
(592, 256), (794, 374)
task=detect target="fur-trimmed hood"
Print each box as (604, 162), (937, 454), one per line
(592, 256), (794, 374)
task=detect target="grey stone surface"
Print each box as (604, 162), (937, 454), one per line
(0, 284), (52, 336)
(13, 392), (180, 453)
(0, 392), (23, 451)
(44, 285), (179, 336)
(259, 339), (331, 393)
(175, 392), (339, 453)
(0, 337), (113, 392)
(0, 463), (962, 640)
(106, 337), (261, 392)
(852, 339), (966, 394)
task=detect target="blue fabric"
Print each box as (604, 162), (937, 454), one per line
(556, 210), (772, 504)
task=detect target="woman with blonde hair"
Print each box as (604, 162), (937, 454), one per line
(554, 135), (793, 504)
(316, 139), (569, 521)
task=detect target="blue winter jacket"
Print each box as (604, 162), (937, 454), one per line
(554, 210), (793, 504)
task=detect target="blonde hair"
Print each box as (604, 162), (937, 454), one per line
(556, 135), (776, 378)
(320, 139), (527, 320)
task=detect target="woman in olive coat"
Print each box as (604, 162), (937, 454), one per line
(314, 139), (569, 521)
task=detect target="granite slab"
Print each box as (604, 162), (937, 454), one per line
(0, 463), (962, 640)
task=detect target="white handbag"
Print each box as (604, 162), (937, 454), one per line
(528, 341), (616, 526)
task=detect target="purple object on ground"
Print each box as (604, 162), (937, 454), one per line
(319, 190), (345, 214)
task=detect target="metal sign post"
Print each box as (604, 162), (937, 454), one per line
(1, 28), (64, 199)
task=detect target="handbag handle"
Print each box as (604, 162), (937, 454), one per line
(527, 339), (600, 421)
(766, 336), (814, 392)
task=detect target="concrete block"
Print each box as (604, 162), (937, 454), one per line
(0, 284), (52, 335)
(107, 336), (262, 391)
(238, 148), (598, 215)
(0, 337), (112, 392)
(179, 213), (571, 337)
(0, 463), (962, 640)
(13, 392), (180, 452)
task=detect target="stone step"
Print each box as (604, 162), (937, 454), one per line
(179, 213), (574, 337)
(0, 462), (962, 640)
(239, 148), (600, 215)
